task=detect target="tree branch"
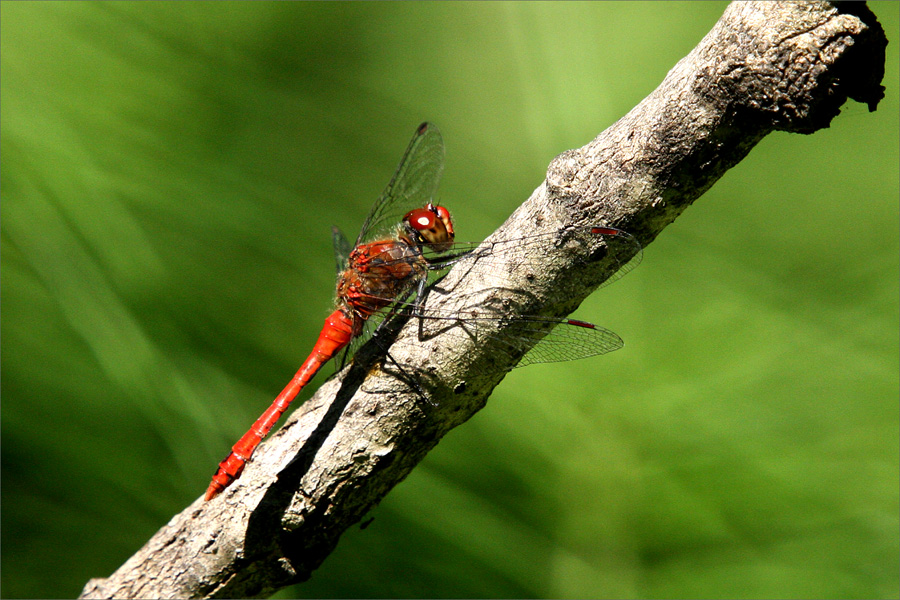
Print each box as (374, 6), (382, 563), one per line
(80, 2), (886, 599)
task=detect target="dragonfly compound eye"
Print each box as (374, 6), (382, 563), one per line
(404, 206), (454, 251)
(404, 207), (437, 231)
(433, 204), (455, 237)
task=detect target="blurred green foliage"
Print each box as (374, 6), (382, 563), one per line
(2, 2), (897, 598)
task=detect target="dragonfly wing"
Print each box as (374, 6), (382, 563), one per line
(405, 307), (624, 373)
(593, 228), (642, 290)
(421, 226), (642, 290)
(351, 226), (640, 372)
(332, 226), (353, 275)
(355, 122), (445, 246)
(511, 318), (624, 367)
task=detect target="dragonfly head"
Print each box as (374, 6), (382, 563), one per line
(403, 202), (455, 252)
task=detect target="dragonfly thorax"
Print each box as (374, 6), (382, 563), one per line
(337, 239), (428, 320)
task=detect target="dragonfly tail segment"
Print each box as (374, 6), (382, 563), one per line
(204, 309), (355, 501)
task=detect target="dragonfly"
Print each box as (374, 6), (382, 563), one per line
(204, 122), (641, 501)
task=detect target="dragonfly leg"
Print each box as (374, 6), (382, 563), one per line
(363, 307), (436, 405)
(380, 346), (436, 406)
(411, 275), (428, 314)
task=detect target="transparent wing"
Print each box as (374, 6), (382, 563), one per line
(412, 309), (624, 370)
(355, 122), (445, 246)
(337, 226), (641, 375)
(332, 226), (353, 275)
(510, 317), (624, 366)
(421, 226), (642, 292)
(341, 227), (642, 323)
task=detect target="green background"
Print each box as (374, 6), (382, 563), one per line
(2, 2), (897, 598)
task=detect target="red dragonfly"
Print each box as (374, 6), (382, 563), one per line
(205, 122), (641, 501)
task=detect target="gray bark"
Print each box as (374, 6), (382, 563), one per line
(80, 2), (886, 598)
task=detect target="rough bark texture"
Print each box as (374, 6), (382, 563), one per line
(80, 2), (886, 599)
